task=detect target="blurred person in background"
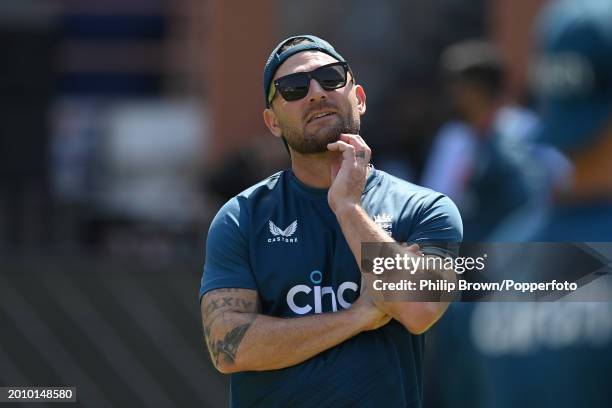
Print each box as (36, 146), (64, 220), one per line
(421, 39), (565, 241)
(531, 0), (612, 242)
(199, 35), (462, 407)
(425, 1), (612, 407)
(204, 135), (288, 203)
(512, 3), (612, 404)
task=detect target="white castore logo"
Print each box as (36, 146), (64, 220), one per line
(267, 220), (298, 243)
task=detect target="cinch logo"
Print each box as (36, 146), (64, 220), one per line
(268, 220), (298, 243)
(286, 270), (359, 315)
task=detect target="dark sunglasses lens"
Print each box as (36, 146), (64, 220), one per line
(277, 74), (309, 101)
(275, 64), (348, 102)
(316, 64), (347, 90)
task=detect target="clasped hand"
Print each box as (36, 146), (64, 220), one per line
(327, 134), (372, 213)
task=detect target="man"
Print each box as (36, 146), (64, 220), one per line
(512, 3), (612, 403)
(421, 40), (555, 241)
(199, 35), (462, 407)
(426, 2), (612, 407)
(531, 0), (612, 243)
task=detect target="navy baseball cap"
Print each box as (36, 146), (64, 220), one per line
(263, 35), (347, 108)
(531, 0), (612, 152)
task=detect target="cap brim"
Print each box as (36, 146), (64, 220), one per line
(537, 97), (612, 151)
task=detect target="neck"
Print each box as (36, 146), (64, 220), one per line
(562, 128), (612, 201)
(290, 150), (342, 188)
(469, 99), (502, 135)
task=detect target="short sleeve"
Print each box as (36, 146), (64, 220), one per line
(407, 193), (463, 258)
(199, 197), (257, 300)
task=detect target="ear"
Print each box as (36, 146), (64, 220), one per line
(263, 108), (283, 138)
(355, 84), (366, 115)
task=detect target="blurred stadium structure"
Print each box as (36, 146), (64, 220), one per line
(0, 0), (581, 407)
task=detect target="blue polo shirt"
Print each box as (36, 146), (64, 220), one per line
(200, 168), (462, 407)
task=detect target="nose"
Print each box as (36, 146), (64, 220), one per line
(307, 78), (327, 103)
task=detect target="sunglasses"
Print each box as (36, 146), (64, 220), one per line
(269, 62), (352, 105)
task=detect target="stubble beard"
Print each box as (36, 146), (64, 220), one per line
(281, 110), (361, 155)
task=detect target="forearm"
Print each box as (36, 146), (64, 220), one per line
(207, 308), (366, 373)
(335, 203), (454, 334)
(371, 286), (453, 335)
(335, 203), (394, 262)
(363, 271), (455, 334)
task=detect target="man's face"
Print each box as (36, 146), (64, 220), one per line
(447, 79), (491, 123)
(264, 51), (366, 154)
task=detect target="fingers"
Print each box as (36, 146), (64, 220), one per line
(326, 140), (353, 152)
(339, 134), (371, 164)
(339, 133), (365, 144)
(327, 134), (372, 164)
(405, 243), (423, 256)
(400, 242), (423, 256)
(327, 140), (356, 162)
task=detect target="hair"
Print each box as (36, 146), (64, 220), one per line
(277, 37), (313, 54)
(279, 37), (355, 81)
(440, 40), (506, 98)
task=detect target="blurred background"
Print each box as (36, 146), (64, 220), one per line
(0, 0), (592, 406)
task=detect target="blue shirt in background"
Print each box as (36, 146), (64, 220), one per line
(426, 201), (612, 408)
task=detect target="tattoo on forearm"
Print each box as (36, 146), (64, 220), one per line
(211, 322), (252, 365)
(202, 290), (258, 369)
(204, 297), (254, 316)
(205, 299), (220, 315)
